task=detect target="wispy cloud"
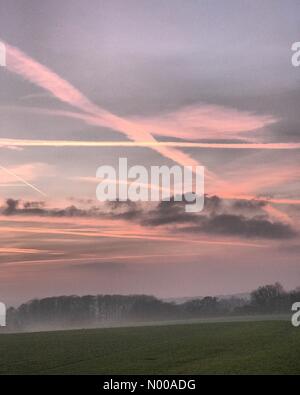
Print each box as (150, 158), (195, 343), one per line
(0, 224), (266, 248)
(0, 247), (50, 255)
(131, 104), (278, 141)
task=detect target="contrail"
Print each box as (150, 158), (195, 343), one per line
(0, 165), (46, 196)
(0, 226), (266, 248)
(2, 249), (266, 268)
(4, 41), (208, 172)
(1, 138), (300, 150)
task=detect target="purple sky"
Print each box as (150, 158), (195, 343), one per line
(0, 0), (299, 305)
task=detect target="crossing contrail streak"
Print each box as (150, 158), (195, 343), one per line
(0, 226), (266, 249)
(4, 41), (209, 173)
(1, 248), (265, 268)
(0, 165), (47, 196)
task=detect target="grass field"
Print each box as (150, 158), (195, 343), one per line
(0, 320), (299, 374)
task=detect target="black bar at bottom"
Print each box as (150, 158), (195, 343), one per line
(0, 374), (293, 392)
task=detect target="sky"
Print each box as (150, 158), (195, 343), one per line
(0, 0), (300, 306)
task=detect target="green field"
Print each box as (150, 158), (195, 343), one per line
(0, 320), (299, 374)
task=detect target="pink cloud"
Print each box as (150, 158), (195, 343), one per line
(131, 104), (277, 140)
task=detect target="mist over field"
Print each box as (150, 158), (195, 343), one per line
(1, 283), (297, 333)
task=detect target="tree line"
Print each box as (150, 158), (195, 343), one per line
(5, 283), (300, 332)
